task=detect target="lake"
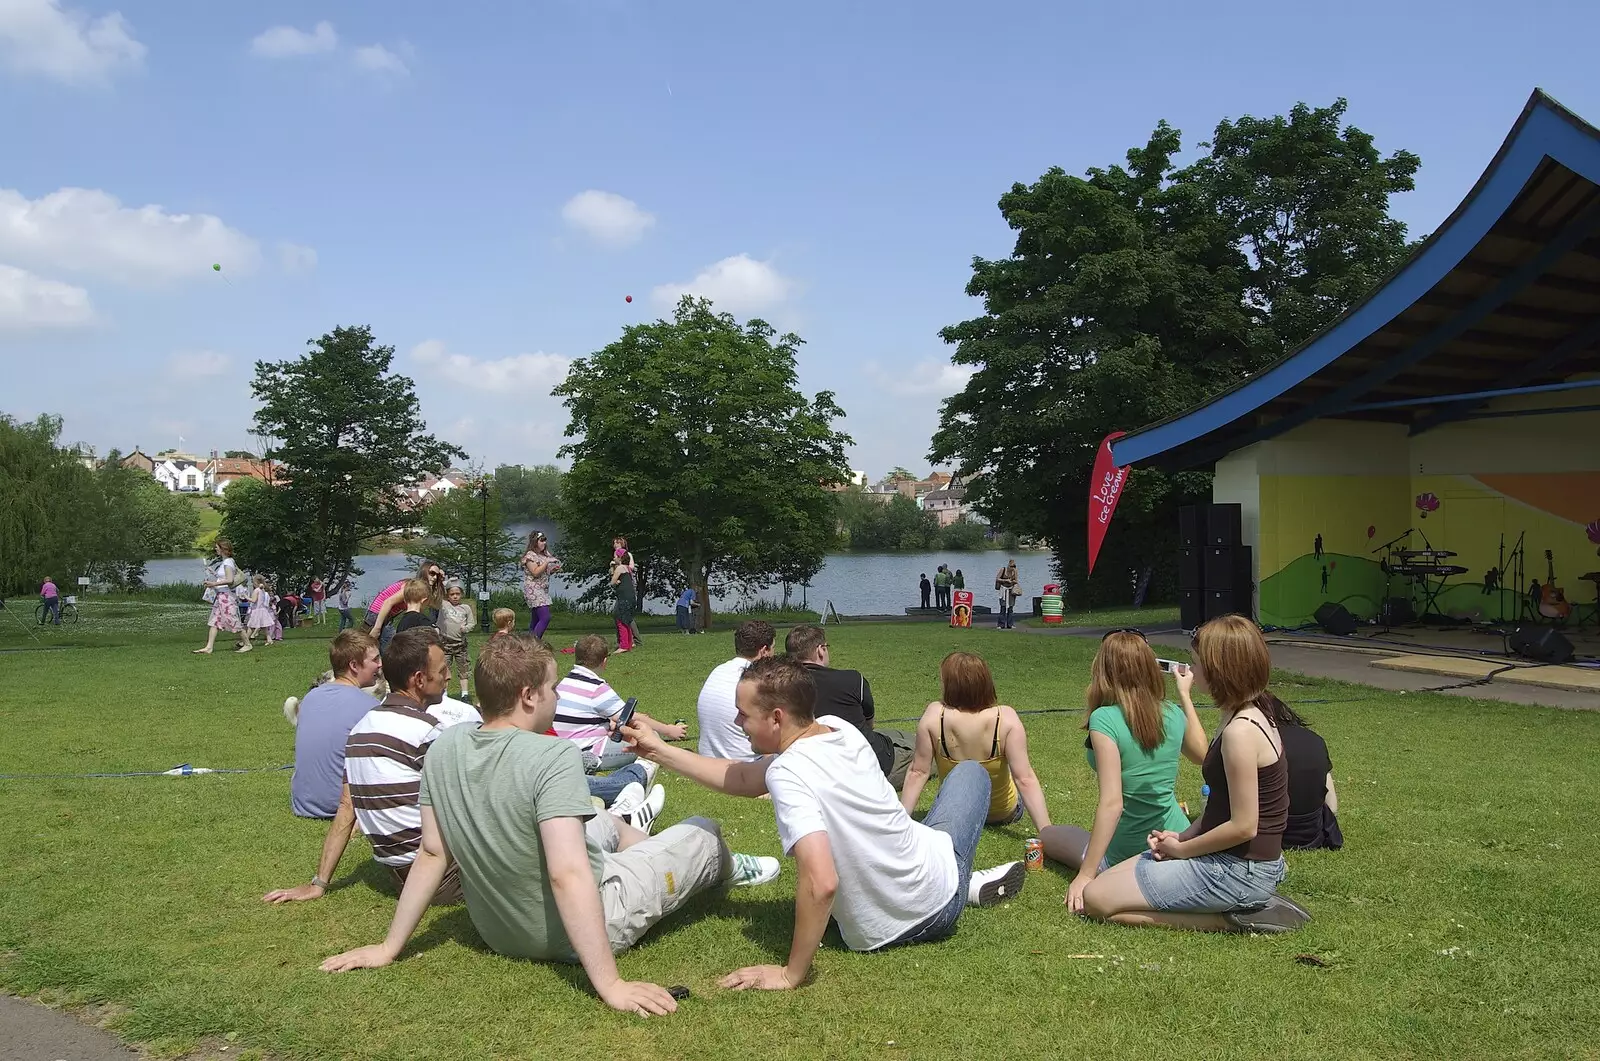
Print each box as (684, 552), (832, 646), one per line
(141, 523), (1059, 616)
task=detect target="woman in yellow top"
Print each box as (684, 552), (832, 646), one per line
(901, 651), (1052, 828)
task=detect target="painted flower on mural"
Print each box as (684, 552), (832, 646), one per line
(1415, 492), (1440, 518)
(1587, 519), (1600, 553)
(1367, 525), (1376, 539)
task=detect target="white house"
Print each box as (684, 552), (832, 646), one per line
(154, 458), (205, 493)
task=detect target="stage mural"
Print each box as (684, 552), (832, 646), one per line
(1255, 472), (1598, 628)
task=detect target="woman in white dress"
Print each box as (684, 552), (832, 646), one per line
(194, 539), (243, 654)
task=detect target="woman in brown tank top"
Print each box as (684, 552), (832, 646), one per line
(1072, 615), (1311, 934)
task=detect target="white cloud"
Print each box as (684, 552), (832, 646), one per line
(561, 190), (655, 247)
(411, 340), (571, 393)
(0, 263), (94, 330)
(0, 187), (260, 285)
(249, 21), (337, 59)
(651, 254), (794, 316)
(0, 0), (144, 85)
(352, 43), (407, 75)
(166, 350), (230, 378)
(864, 358), (977, 399)
(278, 242), (317, 273)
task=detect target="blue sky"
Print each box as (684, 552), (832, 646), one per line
(5, 0), (1600, 477)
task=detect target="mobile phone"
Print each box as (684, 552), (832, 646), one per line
(668, 985), (691, 1001)
(1157, 658), (1182, 674)
(614, 697), (638, 730)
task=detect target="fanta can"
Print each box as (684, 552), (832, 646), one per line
(1024, 837), (1044, 870)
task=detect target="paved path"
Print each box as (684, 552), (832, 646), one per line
(0, 996), (138, 1061)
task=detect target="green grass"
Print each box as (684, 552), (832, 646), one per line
(2, 615), (1597, 1060)
(1016, 604), (1181, 630)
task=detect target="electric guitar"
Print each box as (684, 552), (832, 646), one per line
(1539, 549), (1572, 620)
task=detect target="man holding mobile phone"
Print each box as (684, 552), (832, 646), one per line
(320, 634), (780, 1017)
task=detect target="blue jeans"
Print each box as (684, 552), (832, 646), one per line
(366, 609), (395, 651)
(997, 597), (1015, 628)
(338, 608), (352, 630)
(587, 762), (649, 807)
(884, 760), (990, 948)
(43, 597), (60, 624)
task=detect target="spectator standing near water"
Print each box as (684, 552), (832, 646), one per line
(919, 573), (932, 610)
(309, 578), (327, 624)
(336, 581), (353, 630)
(676, 585), (697, 634)
(995, 560), (1020, 629)
(521, 532), (561, 640)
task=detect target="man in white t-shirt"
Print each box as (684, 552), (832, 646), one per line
(696, 620), (775, 760)
(263, 628), (483, 905)
(624, 656), (1025, 991)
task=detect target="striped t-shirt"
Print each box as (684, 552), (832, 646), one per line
(552, 665), (626, 756)
(345, 694), (481, 866)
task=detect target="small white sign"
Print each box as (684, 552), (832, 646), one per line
(477, 591), (491, 601)
(77, 576), (91, 585)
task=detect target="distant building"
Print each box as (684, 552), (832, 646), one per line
(154, 457), (206, 493)
(206, 453), (279, 495)
(118, 449), (157, 474)
(922, 474), (987, 528)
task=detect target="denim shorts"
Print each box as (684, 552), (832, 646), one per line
(1134, 851), (1286, 913)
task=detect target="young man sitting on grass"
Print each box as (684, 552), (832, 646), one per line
(286, 630), (382, 820)
(263, 628), (483, 905)
(621, 656), (1026, 992)
(321, 634), (780, 1017)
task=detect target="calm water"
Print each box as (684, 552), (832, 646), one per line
(142, 523), (1057, 616)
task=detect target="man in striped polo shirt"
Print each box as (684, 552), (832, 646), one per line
(264, 628), (479, 905)
(555, 635), (686, 771)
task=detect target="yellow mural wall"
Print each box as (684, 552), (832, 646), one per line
(1214, 387), (1600, 627)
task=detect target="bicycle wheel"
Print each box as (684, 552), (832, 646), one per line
(35, 602), (46, 625)
(62, 603), (79, 624)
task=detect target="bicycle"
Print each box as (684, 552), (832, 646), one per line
(36, 596), (80, 625)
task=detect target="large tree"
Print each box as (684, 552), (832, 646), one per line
(555, 297), (851, 627)
(931, 100), (1418, 605)
(493, 463), (564, 523)
(223, 325), (466, 590)
(0, 419), (198, 595)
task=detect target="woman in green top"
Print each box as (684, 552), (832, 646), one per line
(1040, 630), (1207, 912)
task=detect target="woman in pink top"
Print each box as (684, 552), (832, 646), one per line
(39, 577), (60, 625)
(364, 561), (444, 650)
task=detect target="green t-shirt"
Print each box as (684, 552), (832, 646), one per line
(1086, 701), (1191, 866)
(419, 725), (605, 962)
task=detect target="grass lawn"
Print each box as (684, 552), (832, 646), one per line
(2, 606), (1597, 1060)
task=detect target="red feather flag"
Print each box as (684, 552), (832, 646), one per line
(1087, 432), (1129, 577)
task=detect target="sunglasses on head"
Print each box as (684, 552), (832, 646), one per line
(1102, 627), (1147, 641)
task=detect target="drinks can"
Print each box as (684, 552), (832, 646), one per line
(1024, 836), (1043, 870)
(1179, 800), (1190, 817)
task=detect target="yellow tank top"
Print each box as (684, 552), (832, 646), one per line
(932, 707), (1018, 823)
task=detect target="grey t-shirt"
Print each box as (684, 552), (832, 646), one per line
(289, 683), (378, 818)
(419, 725), (604, 962)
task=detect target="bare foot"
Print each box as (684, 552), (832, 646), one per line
(193, 648), (212, 655)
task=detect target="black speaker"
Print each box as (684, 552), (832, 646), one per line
(1180, 588), (1204, 630)
(1314, 602), (1358, 636)
(1179, 547), (1202, 590)
(1204, 545), (1239, 588)
(1203, 588), (1247, 621)
(1509, 625), (1574, 664)
(1179, 505), (1205, 547)
(1380, 597), (1415, 626)
(1205, 503), (1242, 546)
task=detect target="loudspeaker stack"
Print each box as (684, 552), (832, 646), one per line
(1178, 503), (1253, 630)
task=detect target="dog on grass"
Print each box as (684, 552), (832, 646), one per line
(283, 669), (390, 726)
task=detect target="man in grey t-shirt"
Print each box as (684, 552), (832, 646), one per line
(289, 631), (382, 819)
(320, 634), (780, 1018)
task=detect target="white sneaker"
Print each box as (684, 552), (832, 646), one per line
(637, 759), (660, 789)
(729, 853), (781, 886)
(619, 784), (666, 835)
(968, 861), (1026, 906)
(609, 782), (646, 819)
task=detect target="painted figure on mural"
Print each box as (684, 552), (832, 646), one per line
(1320, 565), (1329, 594)
(1481, 567), (1500, 594)
(1313, 533), (1324, 560)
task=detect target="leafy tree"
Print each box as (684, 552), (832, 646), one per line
(938, 517), (989, 552)
(222, 325), (466, 591)
(887, 467), (916, 483)
(834, 489), (939, 551)
(932, 101), (1417, 605)
(555, 297), (851, 628)
(409, 480), (523, 594)
(222, 450), (256, 460)
(85, 453), (201, 587)
(493, 463), (564, 523)
(0, 414), (97, 596)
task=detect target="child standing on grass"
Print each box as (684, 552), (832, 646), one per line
(243, 577), (275, 651)
(491, 608), (516, 637)
(438, 584), (475, 701)
(336, 581), (353, 630)
(394, 579), (434, 634)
